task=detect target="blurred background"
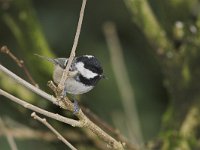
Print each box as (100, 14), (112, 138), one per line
(1, 0), (199, 150)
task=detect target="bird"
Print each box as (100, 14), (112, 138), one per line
(35, 54), (105, 112)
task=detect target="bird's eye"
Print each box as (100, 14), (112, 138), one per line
(69, 63), (76, 71)
(88, 65), (103, 75)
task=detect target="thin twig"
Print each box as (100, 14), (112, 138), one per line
(0, 64), (59, 105)
(0, 64), (125, 149)
(0, 117), (18, 150)
(81, 106), (117, 134)
(81, 106), (138, 150)
(0, 124), (89, 143)
(58, 0), (87, 92)
(46, 80), (125, 149)
(0, 45), (38, 87)
(0, 121), (107, 150)
(0, 89), (81, 127)
(31, 112), (77, 150)
(49, 82), (127, 149)
(103, 22), (143, 146)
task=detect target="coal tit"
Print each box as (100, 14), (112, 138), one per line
(36, 54), (104, 95)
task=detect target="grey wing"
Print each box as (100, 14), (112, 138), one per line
(54, 58), (68, 69)
(55, 58), (77, 71)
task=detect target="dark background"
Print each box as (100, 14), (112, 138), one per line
(0, 0), (173, 149)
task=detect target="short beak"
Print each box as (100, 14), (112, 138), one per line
(101, 74), (108, 79)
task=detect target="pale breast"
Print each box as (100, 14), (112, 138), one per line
(53, 66), (64, 84)
(65, 78), (94, 95)
(53, 65), (94, 95)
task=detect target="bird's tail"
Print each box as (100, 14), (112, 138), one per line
(34, 54), (56, 64)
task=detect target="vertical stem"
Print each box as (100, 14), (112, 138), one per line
(58, 0), (87, 91)
(103, 22), (144, 146)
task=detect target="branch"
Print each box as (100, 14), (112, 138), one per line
(0, 119), (107, 150)
(81, 106), (138, 150)
(0, 45), (38, 87)
(0, 64), (59, 105)
(58, 0), (87, 92)
(2, 0), (54, 76)
(0, 89), (81, 127)
(0, 64), (125, 149)
(124, 0), (172, 57)
(0, 117), (18, 150)
(0, 123), (92, 143)
(1, 1), (125, 149)
(31, 112), (77, 150)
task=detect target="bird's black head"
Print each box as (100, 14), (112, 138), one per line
(76, 55), (103, 75)
(75, 55), (104, 86)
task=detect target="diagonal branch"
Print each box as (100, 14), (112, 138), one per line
(58, 0), (87, 92)
(124, 0), (172, 57)
(0, 64), (58, 105)
(0, 64), (125, 150)
(0, 89), (81, 127)
(0, 45), (38, 87)
(31, 112), (77, 150)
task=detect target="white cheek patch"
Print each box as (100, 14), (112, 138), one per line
(76, 62), (98, 79)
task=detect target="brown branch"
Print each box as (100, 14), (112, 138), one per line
(0, 89), (81, 127)
(0, 45), (38, 87)
(1, 0), (131, 149)
(45, 1), (124, 147)
(31, 112), (77, 150)
(0, 64), (125, 149)
(81, 106), (117, 134)
(81, 106), (138, 150)
(0, 119), (107, 150)
(0, 124), (90, 143)
(44, 1), (124, 148)
(58, 0), (87, 93)
(0, 64), (59, 105)
(49, 82), (123, 149)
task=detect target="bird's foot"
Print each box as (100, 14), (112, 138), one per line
(60, 86), (67, 98)
(73, 99), (80, 114)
